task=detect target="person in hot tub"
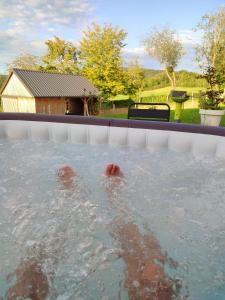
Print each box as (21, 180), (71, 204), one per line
(6, 164), (178, 300)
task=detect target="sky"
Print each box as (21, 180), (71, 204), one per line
(0, 0), (224, 74)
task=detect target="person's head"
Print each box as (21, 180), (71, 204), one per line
(104, 164), (123, 177)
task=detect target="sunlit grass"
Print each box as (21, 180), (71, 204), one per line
(110, 86), (205, 101)
(99, 108), (225, 127)
(141, 86), (204, 96)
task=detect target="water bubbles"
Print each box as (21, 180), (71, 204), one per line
(1, 140), (225, 299)
(0, 186), (7, 195)
(132, 280), (140, 288)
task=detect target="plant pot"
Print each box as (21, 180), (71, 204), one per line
(199, 109), (225, 126)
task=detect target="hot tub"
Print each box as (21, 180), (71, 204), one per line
(1, 113), (225, 300)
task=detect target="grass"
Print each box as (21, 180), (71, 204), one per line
(141, 86), (204, 97)
(109, 86), (205, 101)
(108, 86), (204, 110)
(99, 108), (225, 127)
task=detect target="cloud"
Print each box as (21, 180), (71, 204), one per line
(122, 47), (161, 70)
(30, 40), (47, 54)
(0, 0), (94, 73)
(122, 47), (146, 56)
(122, 38), (200, 71)
(178, 30), (203, 46)
(177, 30), (202, 71)
(0, 0), (93, 27)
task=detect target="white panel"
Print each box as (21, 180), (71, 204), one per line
(216, 139), (225, 160)
(192, 134), (219, 157)
(168, 131), (193, 153)
(146, 129), (169, 150)
(89, 125), (109, 145)
(109, 127), (128, 146)
(4, 121), (28, 139)
(0, 122), (5, 138)
(0, 120), (225, 161)
(30, 123), (50, 141)
(69, 124), (88, 144)
(127, 128), (147, 148)
(51, 124), (68, 143)
(2, 73), (32, 97)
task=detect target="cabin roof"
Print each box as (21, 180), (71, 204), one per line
(1, 69), (99, 98)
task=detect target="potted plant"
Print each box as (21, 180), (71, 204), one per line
(198, 67), (225, 126)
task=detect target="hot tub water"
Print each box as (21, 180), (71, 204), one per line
(0, 139), (225, 299)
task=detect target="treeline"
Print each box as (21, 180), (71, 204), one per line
(0, 75), (6, 90)
(143, 69), (207, 90)
(0, 69), (207, 92)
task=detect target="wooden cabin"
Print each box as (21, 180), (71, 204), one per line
(0, 69), (98, 115)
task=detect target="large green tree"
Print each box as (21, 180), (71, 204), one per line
(40, 36), (78, 74)
(79, 23), (127, 100)
(195, 7), (225, 88)
(125, 58), (145, 101)
(143, 27), (184, 88)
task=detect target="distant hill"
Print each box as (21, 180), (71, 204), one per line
(0, 75), (6, 91)
(141, 68), (162, 77)
(143, 69), (207, 90)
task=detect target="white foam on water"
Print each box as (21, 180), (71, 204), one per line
(0, 139), (225, 299)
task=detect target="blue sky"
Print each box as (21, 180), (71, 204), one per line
(0, 0), (223, 73)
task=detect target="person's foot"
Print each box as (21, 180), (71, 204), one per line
(57, 165), (76, 188)
(104, 164), (123, 177)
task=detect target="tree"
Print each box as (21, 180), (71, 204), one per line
(195, 7), (225, 88)
(0, 75), (6, 88)
(125, 58), (145, 101)
(40, 36), (79, 74)
(7, 53), (40, 73)
(143, 27), (184, 88)
(79, 23), (127, 100)
(198, 66), (224, 109)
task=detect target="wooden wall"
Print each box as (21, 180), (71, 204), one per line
(35, 98), (66, 115)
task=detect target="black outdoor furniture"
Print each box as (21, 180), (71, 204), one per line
(128, 102), (170, 122)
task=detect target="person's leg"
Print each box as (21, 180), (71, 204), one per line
(114, 222), (174, 300)
(7, 258), (49, 300)
(6, 165), (76, 300)
(104, 163), (175, 299)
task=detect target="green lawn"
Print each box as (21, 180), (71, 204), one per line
(108, 86), (204, 110)
(141, 86), (204, 97)
(99, 108), (225, 127)
(109, 86), (204, 101)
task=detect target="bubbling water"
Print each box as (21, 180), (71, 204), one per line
(0, 139), (225, 299)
